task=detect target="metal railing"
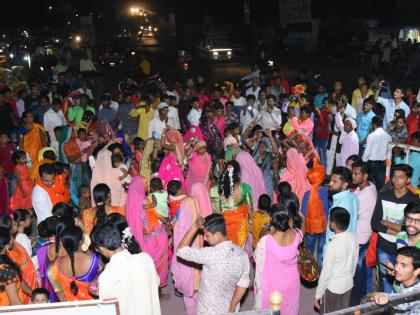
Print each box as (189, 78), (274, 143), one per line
(325, 288), (420, 315)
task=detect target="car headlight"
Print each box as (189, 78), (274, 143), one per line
(213, 51), (218, 56)
(227, 51), (232, 55)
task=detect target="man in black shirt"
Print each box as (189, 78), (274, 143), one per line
(24, 84), (40, 111)
(371, 164), (418, 293)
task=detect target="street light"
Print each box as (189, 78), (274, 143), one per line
(75, 36), (82, 43)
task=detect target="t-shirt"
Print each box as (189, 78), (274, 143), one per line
(396, 231), (420, 249)
(371, 189), (418, 254)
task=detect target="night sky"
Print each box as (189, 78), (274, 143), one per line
(1, 0), (418, 29)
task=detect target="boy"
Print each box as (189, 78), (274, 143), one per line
(374, 246), (420, 314)
(78, 184), (91, 212)
(251, 194), (271, 248)
(31, 288), (50, 304)
(167, 180), (186, 221)
(315, 207), (359, 314)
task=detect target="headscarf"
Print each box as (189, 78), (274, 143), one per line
(225, 146), (241, 162)
(280, 148), (311, 203)
(96, 118), (115, 143)
(186, 142), (211, 194)
(345, 117), (357, 130)
(165, 128), (185, 167)
(305, 158), (327, 234)
(37, 147), (57, 162)
(235, 151), (267, 210)
(183, 126), (204, 143)
(190, 183), (213, 217)
(125, 176), (146, 250)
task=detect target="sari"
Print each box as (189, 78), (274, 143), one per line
(140, 139), (161, 185)
(200, 118), (223, 163)
(23, 123), (46, 173)
(36, 240), (58, 302)
(172, 183), (212, 311)
(236, 151), (267, 211)
(0, 263), (24, 306)
(90, 148), (127, 208)
(126, 177), (169, 287)
(63, 138), (83, 191)
(82, 206), (125, 236)
(47, 253), (100, 301)
(185, 142), (211, 194)
(220, 183), (253, 247)
(305, 159), (327, 234)
(252, 138), (276, 199)
(280, 148), (311, 204)
(158, 128), (185, 189)
(254, 231), (303, 314)
(10, 164), (33, 210)
(8, 242), (37, 304)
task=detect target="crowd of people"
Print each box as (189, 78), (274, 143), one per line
(0, 59), (418, 315)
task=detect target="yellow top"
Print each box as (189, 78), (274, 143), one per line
(251, 211), (270, 248)
(139, 60), (151, 76)
(130, 107), (155, 139)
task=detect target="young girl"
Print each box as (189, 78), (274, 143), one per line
(78, 185), (91, 212)
(10, 151), (34, 211)
(12, 209), (33, 257)
(131, 137), (145, 176)
(111, 153), (131, 188)
(148, 178), (169, 224)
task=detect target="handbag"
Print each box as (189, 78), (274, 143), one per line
(297, 232), (320, 282)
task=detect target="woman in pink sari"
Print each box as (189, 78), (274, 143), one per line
(235, 151), (267, 211)
(90, 145), (127, 207)
(158, 128), (185, 189)
(126, 176), (169, 289)
(279, 148), (311, 203)
(185, 141), (211, 194)
(172, 183), (212, 315)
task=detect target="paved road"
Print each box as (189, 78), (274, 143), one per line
(161, 273), (318, 315)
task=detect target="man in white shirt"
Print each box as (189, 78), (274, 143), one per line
(351, 161), (377, 305)
(77, 80), (94, 100)
(187, 99), (202, 127)
(362, 116), (392, 190)
(31, 164), (56, 223)
(240, 94), (258, 131)
(375, 82), (410, 128)
(43, 98), (66, 143)
(230, 87), (246, 117)
(315, 207), (359, 313)
(93, 223), (161, 315)
(168, 95), (181, 130)
(148, 102), (168, 139)
(245, 78), (261, 100)
(99, 92), (119, 112)
(255, 95), (282, 131)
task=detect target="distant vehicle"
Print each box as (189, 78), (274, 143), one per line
(99, 52), (124, 67)
(137, 25), (158, 37)
(197, 36), (233, 61)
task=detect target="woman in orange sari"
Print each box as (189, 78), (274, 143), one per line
(19, 111), (48, 173)
(82, 184), (125, 236)
(0, 227), (24, 306)
(48, 225), (100, 301)
(0, 215), (36, 303)
(218, 161), (253, 247)
(29, 147), (57, 183)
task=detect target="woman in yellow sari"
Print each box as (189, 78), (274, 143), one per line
(82, 184), (125, 236)
(48, 225), (100, 301)
(29, 147), (57, 182)
(218, 160), (253, 247)
(19, 111), (48, 173)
